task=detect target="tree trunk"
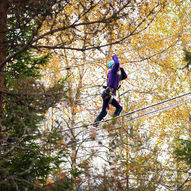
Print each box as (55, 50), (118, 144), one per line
(0, 0), (8, 133)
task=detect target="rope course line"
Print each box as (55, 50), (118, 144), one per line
(65, 95), (191, 147)
(42, 28), (191, 76)
(120, 96), (191, 131)
(75, 96), (191, 144)
(57, 91), (191, 134)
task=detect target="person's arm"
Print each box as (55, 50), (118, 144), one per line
(120, 67), (127, 80)
(112, 54), (119, 64)
(111, 54), (119, 72)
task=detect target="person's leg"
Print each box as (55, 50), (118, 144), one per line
(111, 98), (123, 117)
(95, 92), (110, 122)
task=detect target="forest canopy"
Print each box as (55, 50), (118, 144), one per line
(0, 0), (191, 190)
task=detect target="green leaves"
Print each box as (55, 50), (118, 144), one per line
(174, 138), (191, 167)
(183, 50), (191, 70)
(1, 7), (68, 190)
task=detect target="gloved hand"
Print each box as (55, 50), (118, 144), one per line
(112, 54), (119, 64)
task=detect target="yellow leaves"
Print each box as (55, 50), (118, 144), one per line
(46, 178), (54, 185)
(33, 0), (191, 189)
(90, 128), (97, 140)
(185, 180), (191, 186)
(56, 140), (67, 149)
(138, 1), (153, 16)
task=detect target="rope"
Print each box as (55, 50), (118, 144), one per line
(65, 95), (191, 146)
(57, 91), (191, 133)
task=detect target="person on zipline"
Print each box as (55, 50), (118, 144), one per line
(93, 54), (127, 126)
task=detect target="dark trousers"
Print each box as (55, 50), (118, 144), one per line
(95, 91), (122, 122)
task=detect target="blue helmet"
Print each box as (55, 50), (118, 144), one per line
(107, 60), (115, 69)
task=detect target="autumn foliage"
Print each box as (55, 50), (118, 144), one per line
(0, 0), (191, 190)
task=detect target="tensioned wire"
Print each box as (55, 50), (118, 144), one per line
(65, 94), (191, 146)
(41, 92), (191, 157)
(56, 91), (191, 134)
(42, 28), (191, 75)
(70, 98), (190, 168)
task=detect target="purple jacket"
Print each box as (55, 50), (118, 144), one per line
(107, 54), (127, 95)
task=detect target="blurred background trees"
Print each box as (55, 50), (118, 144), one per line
(0, 0), (190, 190)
